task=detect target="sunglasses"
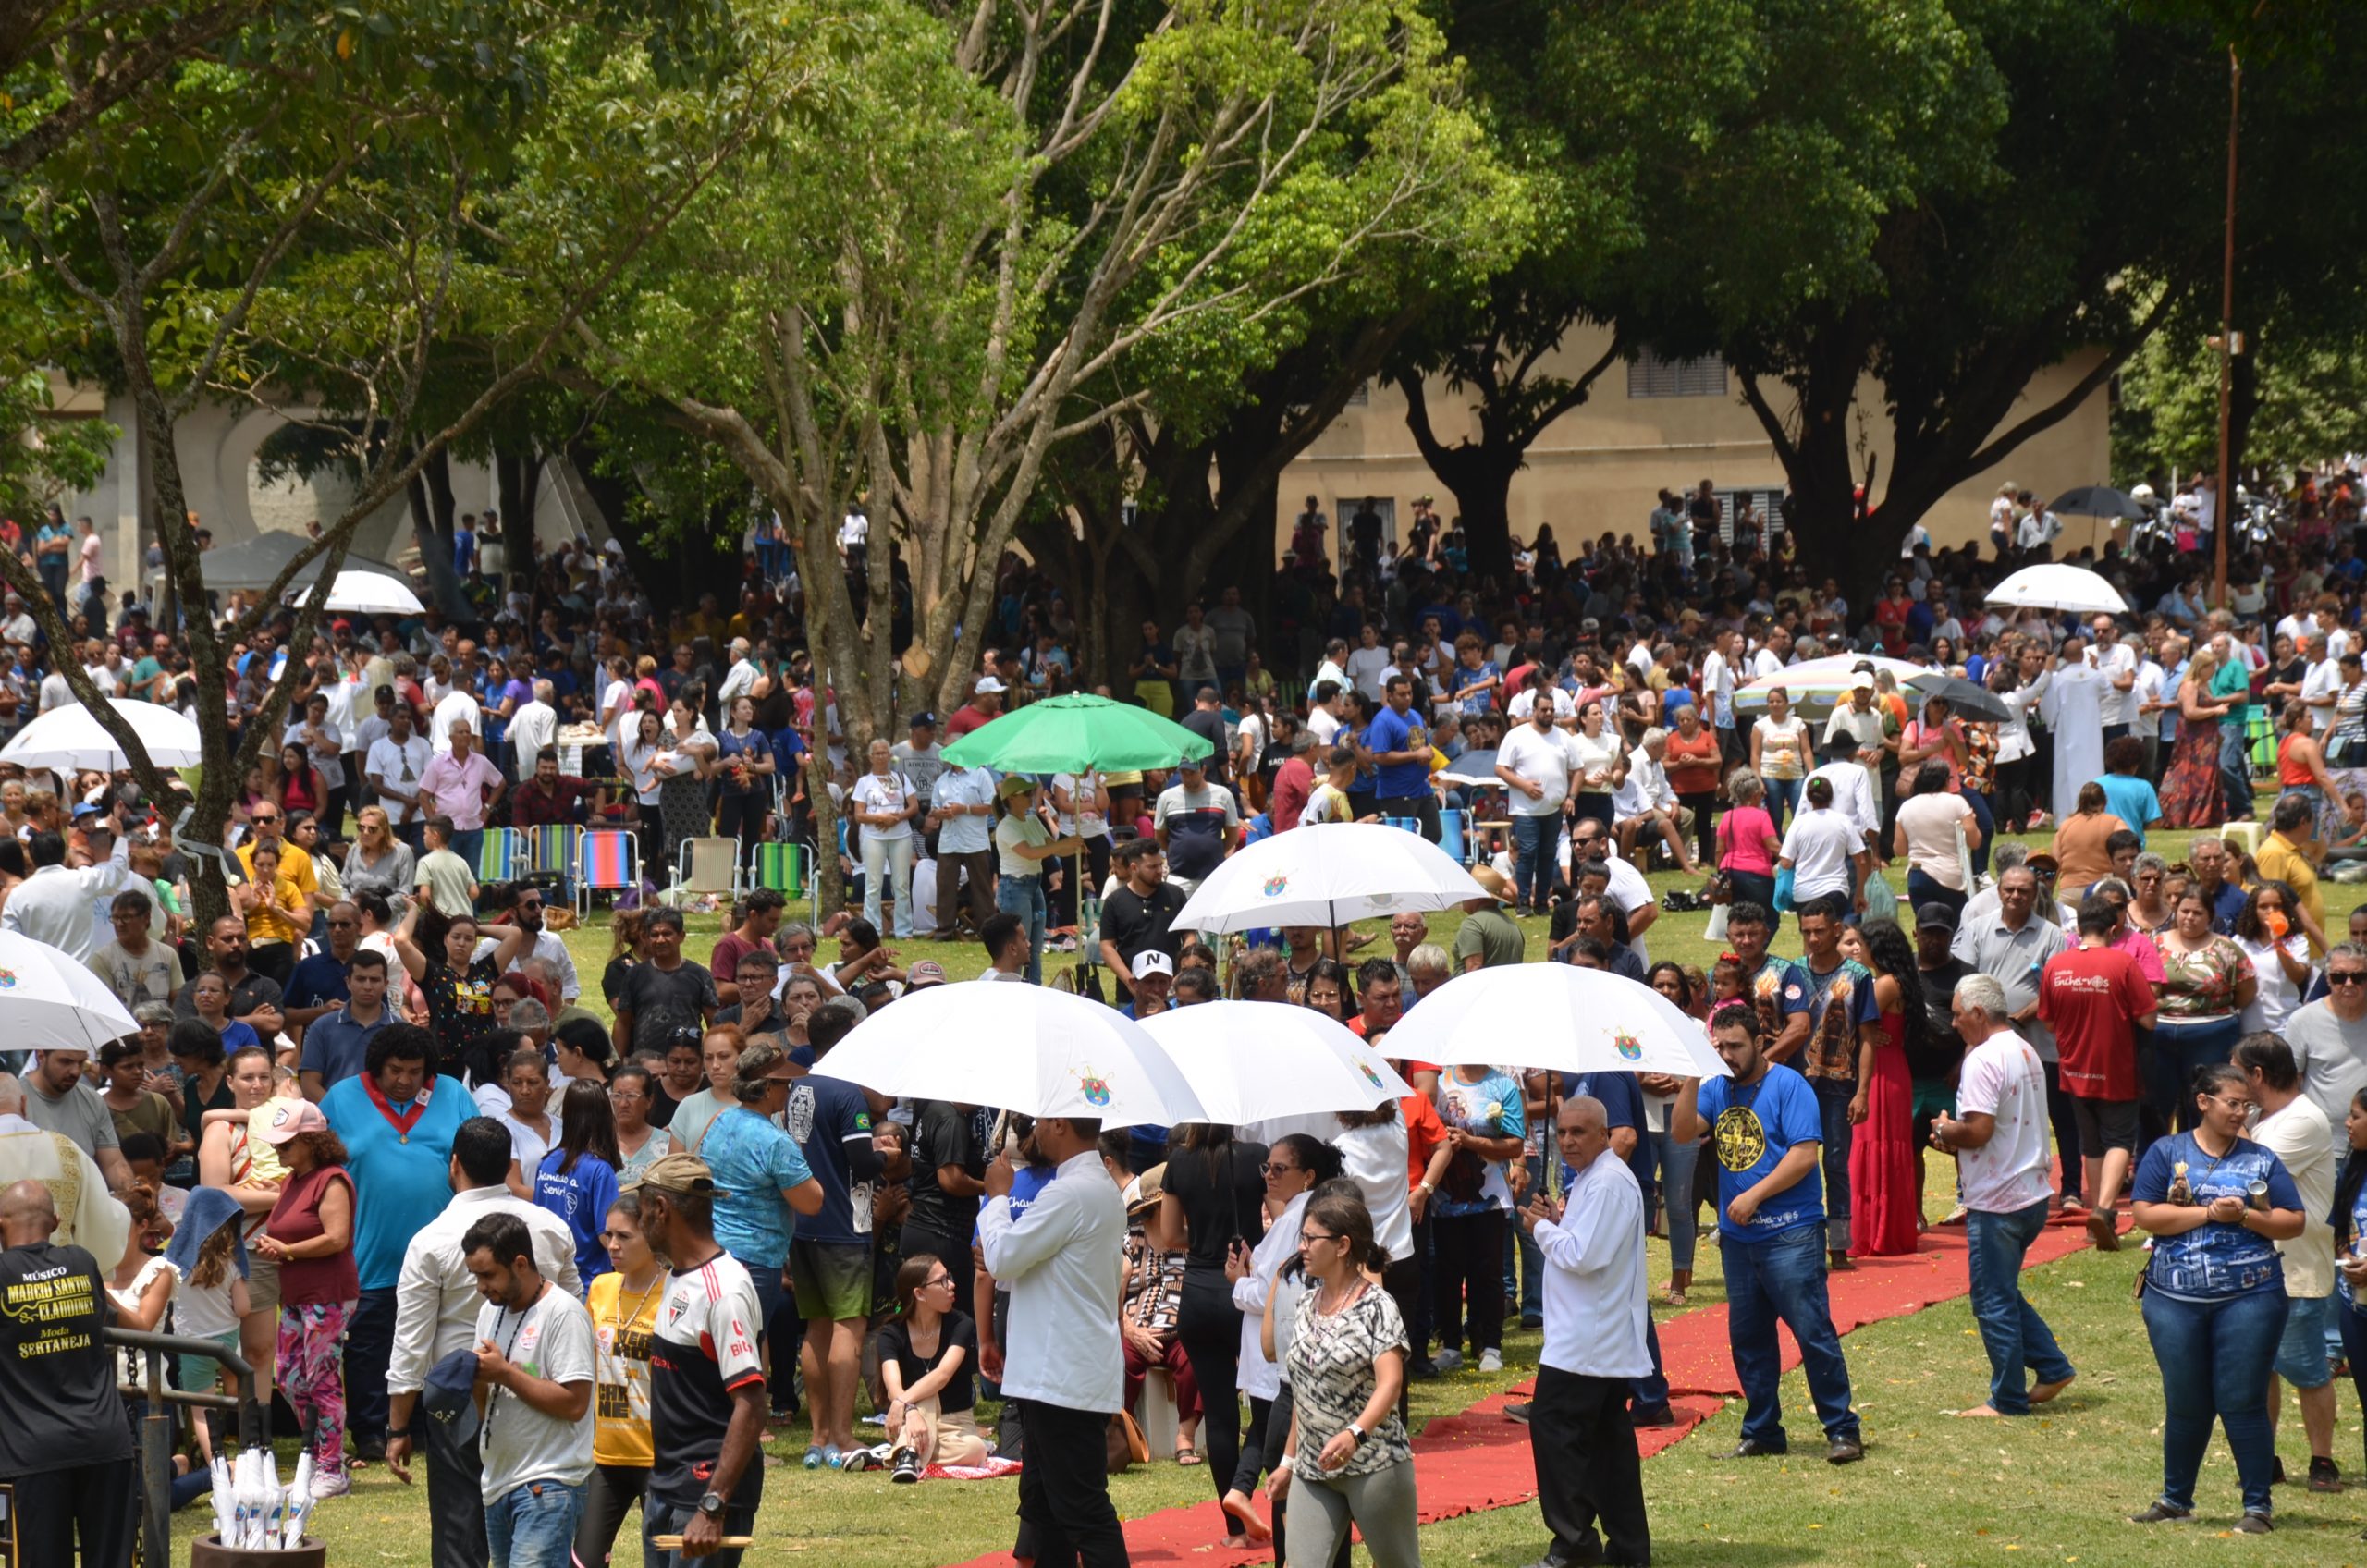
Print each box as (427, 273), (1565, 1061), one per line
(2329, 973), (2367, 987)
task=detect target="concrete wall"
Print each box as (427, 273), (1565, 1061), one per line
(48, 384), (600, 590)
(1276, 320), (2113, 562)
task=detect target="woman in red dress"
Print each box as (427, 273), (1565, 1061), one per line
(1842, 919), (1925, 1256)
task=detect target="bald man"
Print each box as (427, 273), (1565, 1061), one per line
(0, 1072), (129, 1270)
(0, 1179), (137, 1567)
(1518, 1096), (1653, 1568)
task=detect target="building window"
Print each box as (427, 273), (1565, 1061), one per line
(1625, 351), (1728, 399)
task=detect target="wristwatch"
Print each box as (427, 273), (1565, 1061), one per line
(696, 1491), (728, 1519)
(1345, 1424), (1367, 1447)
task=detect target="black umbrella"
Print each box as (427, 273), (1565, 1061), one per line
(1907, 672), (2013, 725)
(2043, 484), (2146, 521)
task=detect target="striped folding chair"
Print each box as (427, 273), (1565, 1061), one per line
(526, 824), (581, 900)
(575, 829), (641, 918)
(748, 841), (813, 918)
(474, 827), (524, 886)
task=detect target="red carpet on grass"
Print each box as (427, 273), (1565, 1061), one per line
(939, 1219), (2096, 1568)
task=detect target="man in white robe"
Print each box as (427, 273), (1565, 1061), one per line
(2042, 640), (2105, 823)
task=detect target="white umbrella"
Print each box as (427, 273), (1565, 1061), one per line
(1138, 1001), (1410, 1124)
(1733, 654), (1927, 711)
(0, 931), (141, 1054)
(1380, 963), (1724, 1078)
(812, 981), (1206, 1124)
(294, 569), (425, 617)
(0, 700), (205, 772)
(1984, 562), (2128, 616)
(1171, 822), (1485, 933)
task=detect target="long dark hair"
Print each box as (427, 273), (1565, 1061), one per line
(552, 1079), (620, 1174)
(1857, 919), (1944, 1069)
(2336, 1089), (2367, 1253)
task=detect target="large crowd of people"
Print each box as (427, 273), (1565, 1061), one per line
(4, 472), (2367, 1565)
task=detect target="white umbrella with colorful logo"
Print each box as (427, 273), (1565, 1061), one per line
(812, 979), (1207, 1125)
(1381, 962), (1723, 1078)
(1138, 1001), (1411, 1124)
(1170, 821), (1485, 934)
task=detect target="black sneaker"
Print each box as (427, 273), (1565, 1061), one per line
(1409, 1356), (1441, 1379)
(2311, 1457), (2344, 1493)
(891, 1451), (921, 1485)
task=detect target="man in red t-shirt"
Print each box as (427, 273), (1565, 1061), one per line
(2036, 897), (2159, 1249)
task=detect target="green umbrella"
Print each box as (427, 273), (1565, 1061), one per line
(938, 693), (1214, 774)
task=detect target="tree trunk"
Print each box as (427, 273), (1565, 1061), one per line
(493, 443), (544, 573)
(410, 446), (472, 620)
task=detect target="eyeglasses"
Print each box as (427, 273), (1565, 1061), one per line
(1298, 1231), (1339, 1246)
(1260, 1161), (1300, 1177)
(2329, 972), (2367, 987)
(251, 813), (278, 824)
(923, 1274), (955, 1291)
(2204, 1094), (2256, 1113)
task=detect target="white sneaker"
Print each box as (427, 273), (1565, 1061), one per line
(1431, 1347), (1464, 1371)
(1478, 1349), (1504, 1374)
(311, 1466), (351, 1501)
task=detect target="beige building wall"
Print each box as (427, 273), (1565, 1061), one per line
(1277, 321), (2113, 562)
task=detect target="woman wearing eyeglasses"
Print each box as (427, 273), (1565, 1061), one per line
(2128, 1064), (2305, 1532)
(702, 1042), (825, 1336)
(1273, 1189), (1415, 1568)
(1224, 1134), (1342, 1549)
(880, 1252), (989, 1484)
(577, 1193), (668, 1568)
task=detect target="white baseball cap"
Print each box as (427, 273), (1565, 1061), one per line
(1132, 950), (1175, 981)
(975, 676), (1007, 694)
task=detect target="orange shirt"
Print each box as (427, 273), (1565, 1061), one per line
(1403, 1092), (1448, 1185)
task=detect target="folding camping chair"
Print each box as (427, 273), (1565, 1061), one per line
(747, 841), (816, 920)
(524, 824), (580, 902)
(474, 827), (524, 887)
(575, 829), (641, 918)
(668, 836), (744, 909)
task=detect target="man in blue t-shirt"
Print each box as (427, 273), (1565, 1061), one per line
(1675, 1002), (1862, 1464)
(1367, 675), (1440, 841)
(787, 998), (887, 1464)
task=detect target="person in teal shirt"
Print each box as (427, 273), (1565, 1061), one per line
(2094, 735), (2164, 846)
(697, 1040), (824, 1332)
(317, 1023), (472, 1459)
(2210, 633), (2257, 821)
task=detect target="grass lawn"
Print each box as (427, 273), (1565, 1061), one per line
(174, 820), (2367, 1564)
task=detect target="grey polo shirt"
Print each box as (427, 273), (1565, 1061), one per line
(1951, 913), (2069, 1062)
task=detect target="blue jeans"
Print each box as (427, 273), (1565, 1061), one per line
(1966, 1198), (2074, 1414)
(1508, 1153), (1544, 1324)
(1511, 813), (1557, 911)
(1722, 1222), (1858, 1447)
(2144, 1016), (2241, 1133)
(1813, 1082), (1857, 1255)
(487, 1478), (586, 1568)
(2140, 1286), (2287, 1515)
(997, 874), (1048, 985)
(2218, 726), (2253, 820)
(451, 828), (485, 876)
(1762, 776), (1801, 835)
(1630, 1313), (1670, 1415)
(1649, 1125), (1699, 1274)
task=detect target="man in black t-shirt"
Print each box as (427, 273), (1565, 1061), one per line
(612, 908), (720, 1055)
(1098, 839), (1188, 1002)
(1180, 686), (1230, 785)
(0, 1180), (135, 1568)
(900, 1099), (985, 1268)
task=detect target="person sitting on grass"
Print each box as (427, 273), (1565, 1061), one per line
(879, 1252), (991, 1483)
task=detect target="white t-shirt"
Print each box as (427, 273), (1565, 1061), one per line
(1955, 1032), (2054, 1214)
(1306, 706), (1342, 747)
(431, 690), (483, 754)
(2301, 658), (2343, 734)
(365, 733), (433, 822)
(1505, 686), (1576, 726)
(2095, 643), (2136, 728)
(497, 1110), (552, 1176)
(848, 771), (916, 843)
(1779, 807), (1859, 900)
(1495, 723), (1578, 816)
(2129, 660), (2166, 741)
(1344, 646), (1392, 703)
(1895, 792), (1972, 891)
(474, 1282), (597, 1501)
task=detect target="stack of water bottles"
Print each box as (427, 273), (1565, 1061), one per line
(206, 1450), (320, 1550)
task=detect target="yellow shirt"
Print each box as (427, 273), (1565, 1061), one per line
(243, 1098), (294, 1184)
(588, 1268), (666, 1465)
(236, 840), (315, 948)
(2254, 832), (2324, 949)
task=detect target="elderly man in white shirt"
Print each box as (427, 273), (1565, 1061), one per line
(1612, 728), (1696, 875)
(384, 1116), (581, 1562)
(509, 680), (558, 776)
(1518, 1095), (1652, 1568)
(1, 828), (140, 962)
(977, 1115), (1127, 1568)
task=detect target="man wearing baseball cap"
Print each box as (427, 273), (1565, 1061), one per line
(943, 676), (1005, 741)
(633, 1151), (767, 1565)
(1122, 950), (1174, 1020)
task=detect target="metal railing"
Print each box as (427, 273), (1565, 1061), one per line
(109, 1327), (264, 1568)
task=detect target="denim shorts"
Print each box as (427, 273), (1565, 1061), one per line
(2274, 1292), (2336, 1388)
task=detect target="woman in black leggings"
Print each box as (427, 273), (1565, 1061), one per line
(1159, 1123), (1269, 1547)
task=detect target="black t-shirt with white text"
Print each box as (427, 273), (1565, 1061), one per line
(0, 1243), (131, 1477)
